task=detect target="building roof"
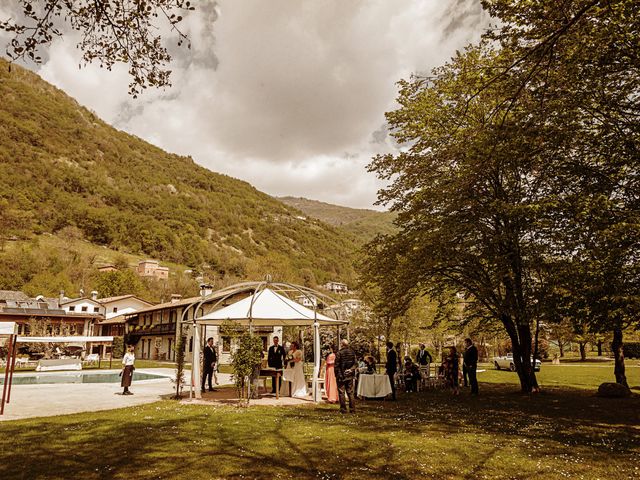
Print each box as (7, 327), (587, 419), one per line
(97, 295), (154, 306)
(60, 297), (103, 307)
(98, 314), (128, 325)
(125, 296), (204, 316)
(0, 290), (29, 302)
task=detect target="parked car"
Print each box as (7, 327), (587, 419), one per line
(493, 353), (541, 372)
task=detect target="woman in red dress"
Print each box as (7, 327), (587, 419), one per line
(325, 345), (338, 403)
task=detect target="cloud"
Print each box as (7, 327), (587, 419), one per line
(6, 0), (488, 209)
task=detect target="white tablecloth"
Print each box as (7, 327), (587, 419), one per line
(35, 359), (82, 371)
(357, 374), (392, 398)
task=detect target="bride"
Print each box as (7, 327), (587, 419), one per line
(284, 341), (308, 398)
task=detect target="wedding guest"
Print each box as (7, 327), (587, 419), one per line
(445, 346), (460, 395)
(364, 355), (377, 374)
(121, 345), (135, 395)
(202, 337), (217, 393)
(463, 338), (479, 395)
(385, 341), (398, 400)
(267, 336), (286, 394)
(325, 345), (338, 403)
(416, 343), (433, 366)
(335, 339), (357, 413)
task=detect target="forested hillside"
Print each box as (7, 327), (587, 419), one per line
(278, 196), (396, 243)
(0, 59), (357, 295)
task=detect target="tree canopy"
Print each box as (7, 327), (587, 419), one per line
(1, 0), (195, 96)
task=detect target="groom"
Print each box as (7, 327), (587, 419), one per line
(267, 336), (286, 394)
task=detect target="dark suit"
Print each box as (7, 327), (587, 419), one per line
(202, 344), (217, 391)
(386, 348), (398, 400)
(463, 344), (479, 394)
(416, 349), (432, 366)
(267, 344), (286, 393)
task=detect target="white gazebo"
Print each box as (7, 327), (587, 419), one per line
(187, 281), (349, 402)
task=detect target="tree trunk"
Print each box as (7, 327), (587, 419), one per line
(502, 314), (538, 393)
(597, 340), (602, 356)
(558, 341), (564, 357)
(579, 342), (587, 361)
(611, 325), (628, 387)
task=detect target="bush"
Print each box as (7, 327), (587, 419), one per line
(624, 342), (640, 359)
(231, 332), (263, 400)
(112, 336), (124, 359)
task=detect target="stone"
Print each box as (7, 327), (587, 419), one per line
(597, 382), (631, 398)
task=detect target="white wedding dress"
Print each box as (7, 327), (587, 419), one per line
(284, 350), (308, 398)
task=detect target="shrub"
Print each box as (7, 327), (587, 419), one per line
(624, 342), (640, 359)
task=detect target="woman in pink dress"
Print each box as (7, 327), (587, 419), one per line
(325, 346), (338, 403)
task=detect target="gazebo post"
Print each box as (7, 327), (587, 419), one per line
(6, 336), (18, 403)
(312, 320), (320, 403)
(193, 321), (202, 399)
(1, 334), (14, 415)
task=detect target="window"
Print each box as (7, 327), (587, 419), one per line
(112, 307), (118, 313)
(69, 306), (75, 312)
(81, 306), (88, 312)
(94, 307), (100, 313)
(222, 336), (231, 353)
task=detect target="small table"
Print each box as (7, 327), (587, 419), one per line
(357, 374), (392, 399)
(259, 369), (283, 399)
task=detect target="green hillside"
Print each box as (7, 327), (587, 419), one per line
(0, 59), (357, 296)
(278, 196), (397, 243)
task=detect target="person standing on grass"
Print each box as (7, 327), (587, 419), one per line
(202, 337), (217, 393)
(121, 345), (135, 395)
(445, 346), (460, 395)
(386, 341), (398, 400)
(268, 336), (286, 394)
(416, 343), (433, 366)
(463, 338), (479, 395)
(334, 339), (357, 413)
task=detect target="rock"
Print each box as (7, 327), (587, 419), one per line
(597, 382), (631, 398)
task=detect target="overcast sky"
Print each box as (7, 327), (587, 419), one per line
(2, 0), (488, 209)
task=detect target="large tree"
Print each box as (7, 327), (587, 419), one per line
(366, 45), (558, 392)
(1, 0), (195, 96)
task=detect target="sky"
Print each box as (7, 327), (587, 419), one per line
(1, 0), (489, 210)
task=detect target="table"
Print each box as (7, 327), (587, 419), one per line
(357, 374), (392, 399)
(259, 368), (283, 399)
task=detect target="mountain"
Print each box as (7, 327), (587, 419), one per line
(278, 196), (396, 243)
(0, 59), (358, 295)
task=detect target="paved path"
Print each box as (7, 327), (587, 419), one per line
(0, 369), (233, 422)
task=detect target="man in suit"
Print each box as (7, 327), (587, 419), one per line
(334, 339), (357, 413)
(267, 336), (286, 394)
(202, 337), (217, 393)
(463, 338), (479, 395)
(416, 343), (433, 366)
(385, 341), (398, 400)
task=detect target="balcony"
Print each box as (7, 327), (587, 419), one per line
(129, 323), (177, 336)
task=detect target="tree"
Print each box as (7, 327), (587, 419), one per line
(366, 45), (555, 393)
(480, 0), (640, 385)
(1, 0), (195, 96)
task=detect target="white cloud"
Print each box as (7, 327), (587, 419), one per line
(6, 0), (488, 209)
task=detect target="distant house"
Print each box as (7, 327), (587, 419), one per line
(323, 281), (348, 294)
(295, 294), (318, 308)
(136, 260), (169, 280)
(97, 264), (119, 273)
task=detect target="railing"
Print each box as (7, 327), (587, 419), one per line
(129, 323), (176, 336)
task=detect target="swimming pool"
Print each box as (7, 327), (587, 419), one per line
(1, 371), (168, 385)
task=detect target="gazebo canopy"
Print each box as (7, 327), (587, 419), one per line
(195, 287), (347, 326)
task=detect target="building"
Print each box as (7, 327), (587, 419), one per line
(323, 281), (349, 294)
(136, 260), (169, 280)
(97, 265), (119, 272)
(0, 290), (103, 353)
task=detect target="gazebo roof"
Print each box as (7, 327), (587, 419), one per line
(195, 287), (347, 326)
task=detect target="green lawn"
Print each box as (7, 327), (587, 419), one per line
(0, 369), (638, 479)
(479, 362), (640, 390)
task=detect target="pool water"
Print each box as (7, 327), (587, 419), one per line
(1, 372), (167, 385)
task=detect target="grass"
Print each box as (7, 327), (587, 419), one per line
(0, 367), (639, 479)
(480, 362), (640, 391)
